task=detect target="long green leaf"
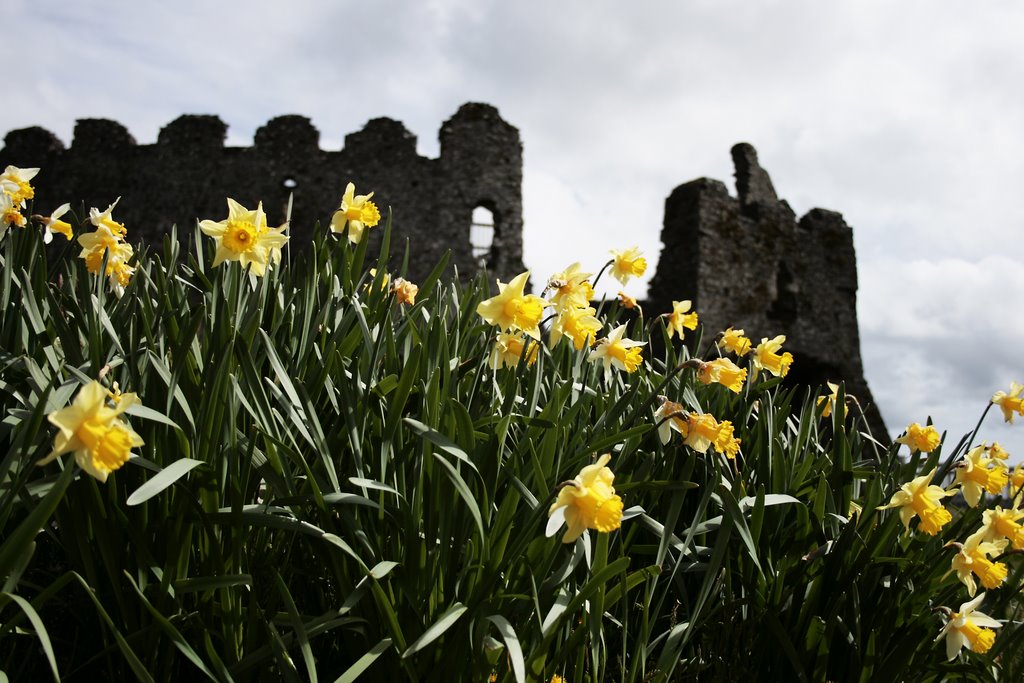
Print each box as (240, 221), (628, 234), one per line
(0, 465), (73, 582)
(402, 602), (468, 658)
(126, 458), (205, 506)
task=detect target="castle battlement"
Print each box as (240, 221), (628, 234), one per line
(0, 103), (526, 282)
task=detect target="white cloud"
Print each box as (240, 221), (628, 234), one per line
(860, 256), (1024, 456)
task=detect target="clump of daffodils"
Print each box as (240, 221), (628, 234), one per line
(78, 199), (137, 296)
(547, 454), (624, 543)
(0, 165), (76, 243)
(0, 165), (37, 238)
(38, 380), (144, 483)
(544, 262), (601, 351)
(0, 192), (27, 235)
(200, 198), (289, 277)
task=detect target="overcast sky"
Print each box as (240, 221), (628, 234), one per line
(5, 0), (1023, 457)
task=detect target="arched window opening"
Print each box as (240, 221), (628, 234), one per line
(471, 205), (496, 268)
(768, 260), (798, 324)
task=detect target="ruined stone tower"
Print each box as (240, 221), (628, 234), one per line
(0, 102), (525, 282)
(648, 143), (887, 438)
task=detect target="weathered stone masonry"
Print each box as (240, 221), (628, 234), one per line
(649, 143), (886, 437)
(0, 106), (886, 436)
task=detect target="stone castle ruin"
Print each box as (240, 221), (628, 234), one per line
(0, 103), (886, 436)
(650, 143), (886, 437)
(0, 103), (526, 282)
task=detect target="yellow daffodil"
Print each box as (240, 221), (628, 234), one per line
(476, 271), (548, 339)
(752, 335), (793, 378)
(547, 263), (594, 310)
(0, 192), (26, 236)
(950, 528), (1008, 597)
(714, 420), (741, 459)
(550, 306), (601, 350)
(550, 676), (566, 683)
(665, 300), (698, 340)
(79, 200), (135, 295)
(697, 358), (747, 393)
(980, 504), (1024, 549)
(488, 332), (539, 370)
(895, 423), (941, 454)
(547, 454), (623, 543)
(718, 327), (752, 356)
(618, 291), (639, 310)
(0, 165), (39, 206)
(953, 445), (1008, 508)
(1011, 464), (1024, 494)
(654, 399), (688, 445)
(79, 225), (128, 271)
(106, 260), (136, 297)
(986, 442), (1010, 460)
(391, 277), (418, 305)
(38, 380), (144, 482)
(935, 593), (1001, 660)
(654, 399), (739, 457)
(364, 268), (391, 292)
(107, 381), (125, 405)
(39, 203), (73, 243)
(817, 382), (847, 419)
(200, 198), (289, 277)
(609, 247), (647, 285)
(589, 324), (645, 376)
(330, 182), (381, 243)
(681, 413), (727, 455)
(88, 198), (127, 237)
(877, 466), (955, 536)
(991, 382), (1024, 423)
(78, 225), (136, 296)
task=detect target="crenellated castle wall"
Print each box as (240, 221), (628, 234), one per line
(0, 103), (526, 283)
